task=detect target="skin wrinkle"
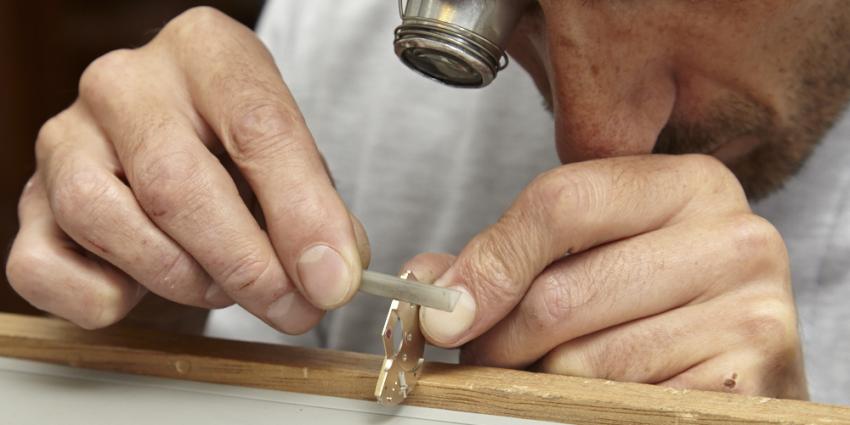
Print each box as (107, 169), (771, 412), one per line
(132, 149), (210, 219)
(226, 100), (310, 176)
(51, 168), (112, 223)
(150, 248), (189, 290)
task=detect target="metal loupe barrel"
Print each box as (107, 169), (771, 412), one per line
(394, 0), (527, 88)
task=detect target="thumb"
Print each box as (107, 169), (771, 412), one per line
(399, 252), (456, 284)
(398, 252), (460, 346)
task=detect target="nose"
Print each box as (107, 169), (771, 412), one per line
(550, 58), (676, 163)
(520, 6), (677, 163)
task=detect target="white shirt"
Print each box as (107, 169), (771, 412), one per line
(207, 0), (850, 405)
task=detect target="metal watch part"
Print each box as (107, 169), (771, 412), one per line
(375, 270), (426, 405)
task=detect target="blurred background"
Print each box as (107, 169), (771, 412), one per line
(0, 1), (264, 315)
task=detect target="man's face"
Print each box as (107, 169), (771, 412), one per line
(507, 1), (850, 199)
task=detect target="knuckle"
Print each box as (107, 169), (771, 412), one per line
(50, 169), (114, 228)
(227, 102), (304, 164)
(525, 167), (601, 250)
(524, 274), (570, 332)
(78, 49), (137, 102)
(736, 299), (802, 398)
(163, 6), (229, 42)
(522, 263), (598, 332)
(683, 154), (747, 202)
(5, 249), (46, 298)
(132, 150), (208, 219)
(727, 214), (789, 276)
(34, 116), (67, 163)
(123, 114), (177, 160)
(738, 298), (798, 351)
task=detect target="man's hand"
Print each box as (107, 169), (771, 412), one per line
(410, 154), (807, 399)
(5, 7), (369, 333)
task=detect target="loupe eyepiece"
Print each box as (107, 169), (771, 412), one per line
(394, 0), (526, 88)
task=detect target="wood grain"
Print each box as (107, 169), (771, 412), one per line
(0, 312), (847, 424)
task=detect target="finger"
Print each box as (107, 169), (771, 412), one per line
(111, 112), (323, 334)
(659, 348), (808, 399)
(532, 307), (720, 384)
(658, 304), (806, 399)
(529, 297), (746, 384)
(163, 8), (364, 309)
(6, 176), (145, 329)
(661, 353), (765, 395)
(459, 213), (788, 367)
(78, 51), (323, 333)
(400, 252), (456, 283)
(37, 105), (232, 309)
(420, 154), (750, 347)
(229, 156), (373, 272)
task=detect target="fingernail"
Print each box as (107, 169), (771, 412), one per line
(204, 284), (231, 306)
(421, 285), (476, 346)
(297, 244), (352, 308)
(266, 291), (321, 334)
(266, 291), (298, 327)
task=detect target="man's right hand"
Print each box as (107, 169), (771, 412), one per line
(5, 7), (369, 333)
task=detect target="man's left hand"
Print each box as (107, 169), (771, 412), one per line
(407, 154), (807, 399)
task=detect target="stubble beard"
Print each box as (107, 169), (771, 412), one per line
(654, 10), (850, 200)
